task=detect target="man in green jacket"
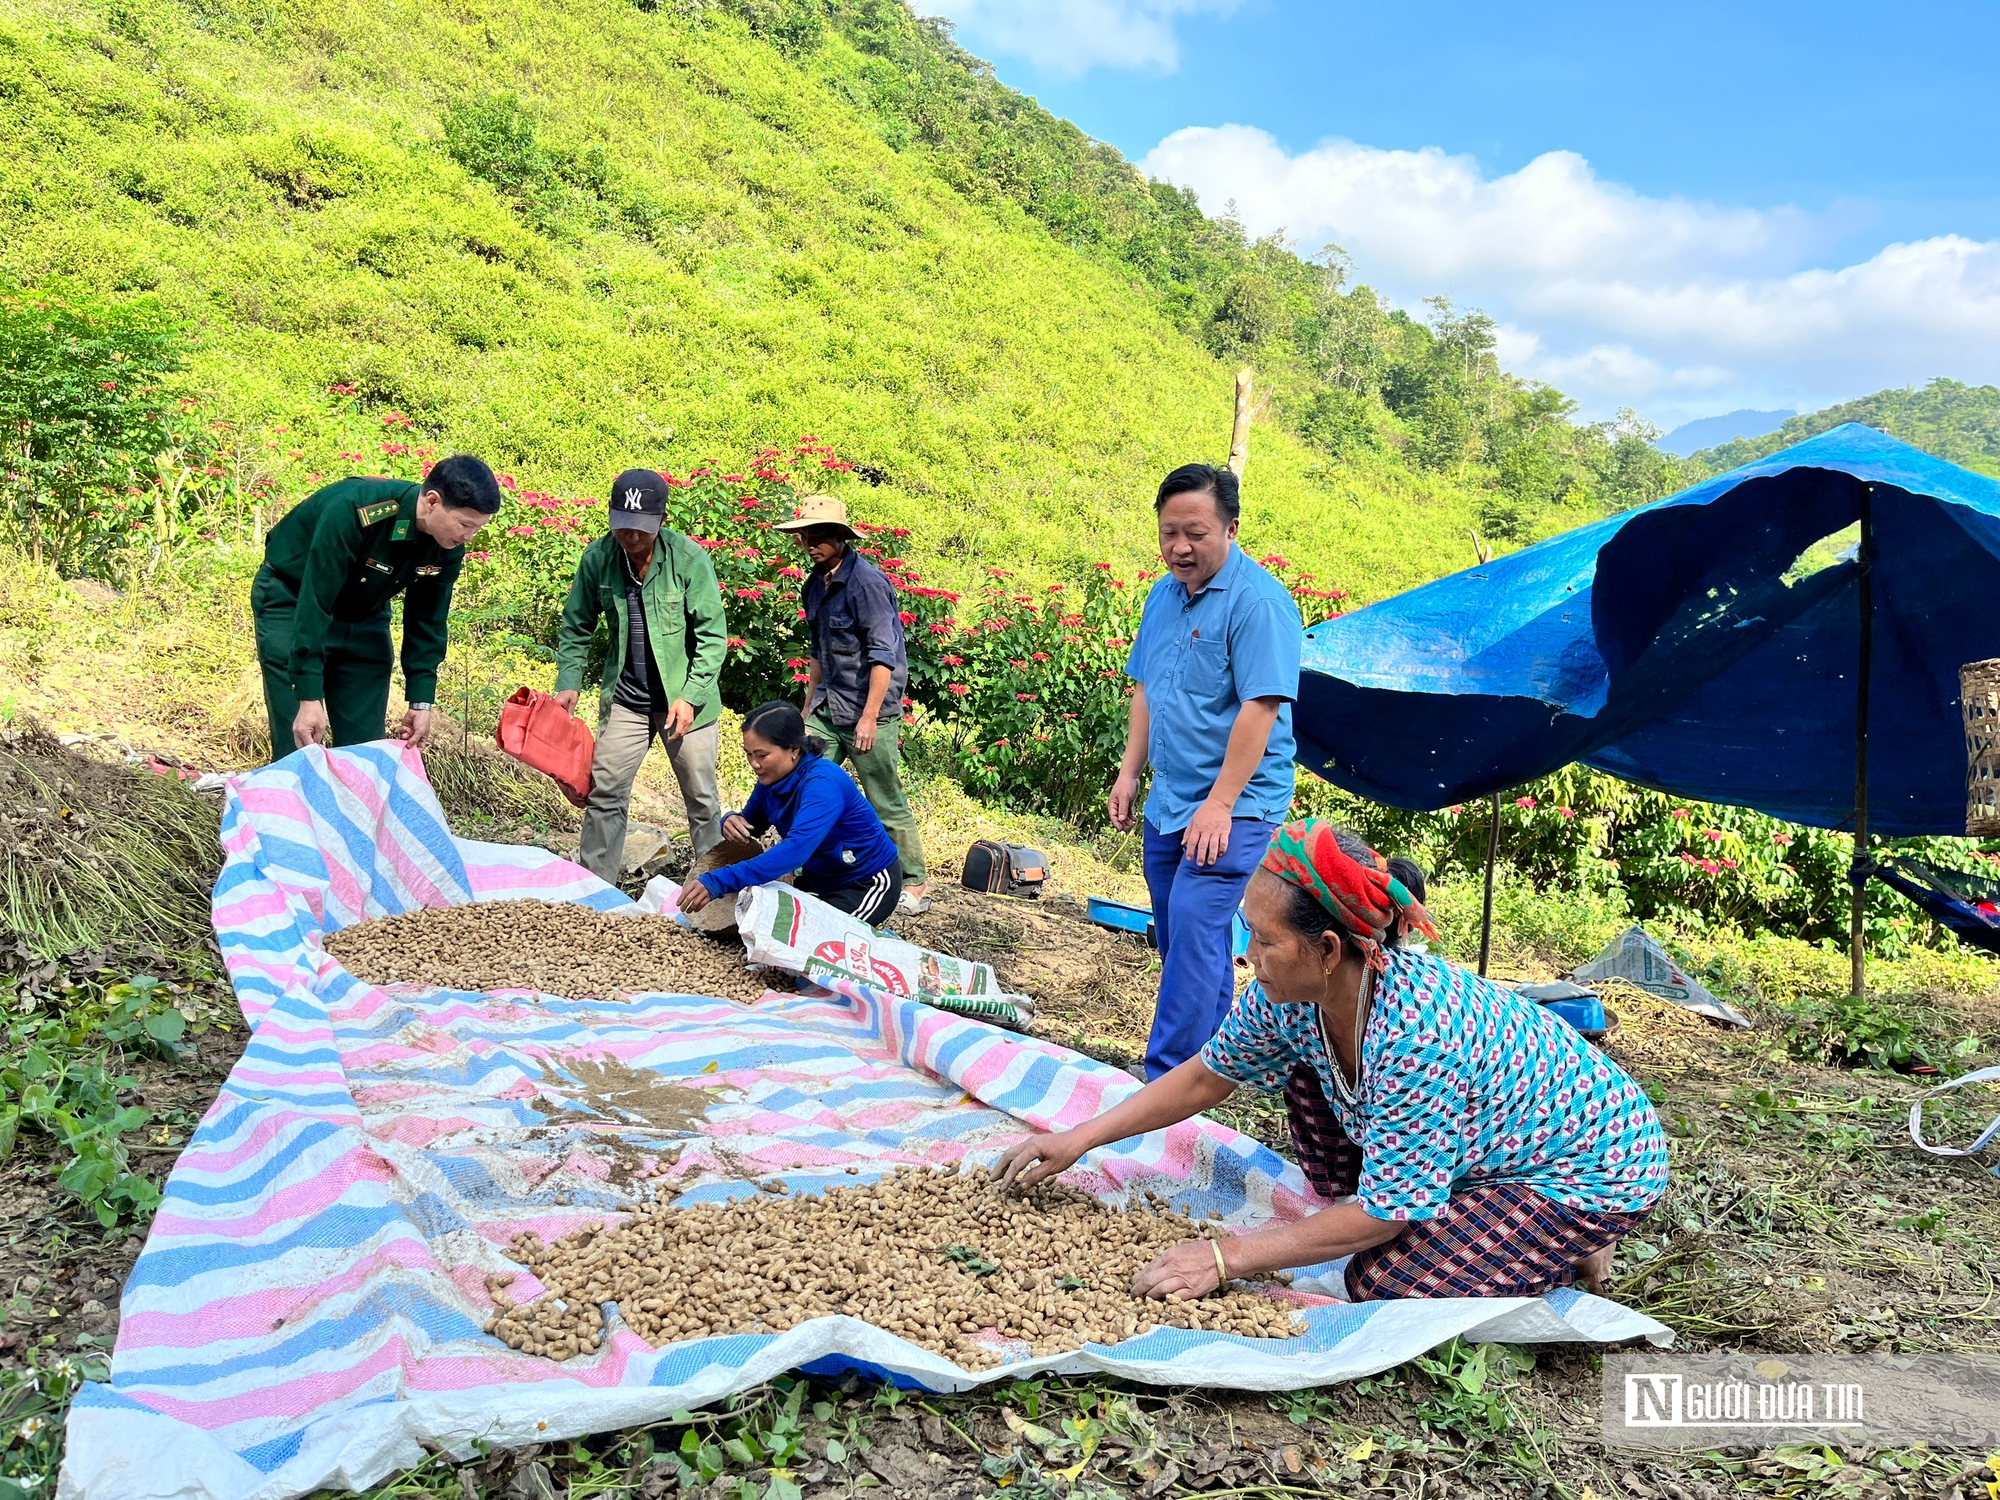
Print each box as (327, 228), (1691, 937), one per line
(554, 469), (729, 885)
(253, 455), (502, 758)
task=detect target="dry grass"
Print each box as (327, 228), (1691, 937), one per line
(423, 726), (581, 835)
(0, 724), (222, 958)
(1597, 977), (1741, 1081)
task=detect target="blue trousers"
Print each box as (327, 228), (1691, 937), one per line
(1142, 817), (1277, 1080)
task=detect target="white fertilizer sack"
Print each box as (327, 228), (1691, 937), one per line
(737, 882), (1034, 1029)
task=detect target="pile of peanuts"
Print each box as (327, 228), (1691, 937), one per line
(484, 1165), (1302, 1367)
(324, 899), (784, 1005)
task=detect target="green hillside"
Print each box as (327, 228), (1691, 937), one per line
(1689, 377), (2000, 478)
(0, 0), (1691, 601)
(0, 0), (1411, 596)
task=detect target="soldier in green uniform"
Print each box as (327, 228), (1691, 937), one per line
(253, 454), (502, 758)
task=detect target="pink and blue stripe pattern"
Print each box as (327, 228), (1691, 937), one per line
(59, 742), (1669, 1500)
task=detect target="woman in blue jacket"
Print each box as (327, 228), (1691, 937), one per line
(677, 701), (905, 926)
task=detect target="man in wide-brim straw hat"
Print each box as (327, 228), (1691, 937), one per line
(776, 494), (930, 914)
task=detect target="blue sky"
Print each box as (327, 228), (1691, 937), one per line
(917, 0), (2000, 426)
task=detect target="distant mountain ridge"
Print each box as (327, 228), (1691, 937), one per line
(1689, 379), (2000, 478)
(1656, 408), (1793, 457)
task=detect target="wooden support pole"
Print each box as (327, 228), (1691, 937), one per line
(1228, 368), (1253, 477)
(1478, 791), (1502, 979)
(1851, 484), (1875, 998)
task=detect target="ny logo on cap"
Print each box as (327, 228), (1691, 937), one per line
(621, 488), (646, 510)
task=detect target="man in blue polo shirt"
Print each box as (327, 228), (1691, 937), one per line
(1110, 462), (1303, 1079)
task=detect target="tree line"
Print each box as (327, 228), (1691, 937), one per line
(696, 0), (1700, 546)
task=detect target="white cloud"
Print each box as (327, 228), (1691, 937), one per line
(914, 0), (1240, 76)
(1140, 125), (2000, 423)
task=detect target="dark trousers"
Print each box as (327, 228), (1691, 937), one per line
(1283, 1066), (1650, 1301)
(251, 567), (393, 759)
(811, 862), (903, 929)
(806, 713), (926, 884)
(1141, 816), (1277, 1079)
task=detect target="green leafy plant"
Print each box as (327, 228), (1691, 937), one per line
(1783, 992), (1933, 1072)
(657, 1383), (810, 1499)
(1890, 1205), (1950, 1237)
(943, 1244), (999, 1276)
(0, 282), (210, 579)
(1268, 1387), (1341, 1426)
(0, 1352), (110, 1499)
(0, 973), (188, 1228)
(1408, 1339), (1535, 1443)
(1000, 1376), (1047, 1420)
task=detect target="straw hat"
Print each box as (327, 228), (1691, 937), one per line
(773, 494), (860, 540)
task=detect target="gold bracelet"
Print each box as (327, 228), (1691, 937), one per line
(1211, 1237), (1230, 1289)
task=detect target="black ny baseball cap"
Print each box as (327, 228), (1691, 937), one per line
(608, 468), (668, 534)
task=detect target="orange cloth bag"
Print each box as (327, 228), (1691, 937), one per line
(495, 687), (594, 808)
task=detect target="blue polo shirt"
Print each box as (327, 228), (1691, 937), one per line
(1125, 546), (1302, 833)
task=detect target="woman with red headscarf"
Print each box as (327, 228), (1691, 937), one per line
(998, 819), (1667, 1302)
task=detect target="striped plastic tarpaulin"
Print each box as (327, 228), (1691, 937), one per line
(60, 742), (1670, 1500)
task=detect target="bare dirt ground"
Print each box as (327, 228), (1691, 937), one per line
(7, 843), (2000, 1499)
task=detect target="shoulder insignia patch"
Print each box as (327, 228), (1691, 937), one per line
(357, 500), (399, 526)
(414, 564), (442, 577)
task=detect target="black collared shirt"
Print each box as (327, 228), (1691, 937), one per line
(801, 546), (908, 726)
(611, 550), (668, 713)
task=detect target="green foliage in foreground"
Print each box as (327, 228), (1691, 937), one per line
(0, 974), (188, 1229)
(0, 1352), (108, 1500)
(1780, 990), (1984, 1072)
(1690, 377), (2000, 478)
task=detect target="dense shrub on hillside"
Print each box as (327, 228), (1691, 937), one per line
(465, 435), (1351, 820)
(1297, 764), (1998, 960)
(0, 284), (210, 579)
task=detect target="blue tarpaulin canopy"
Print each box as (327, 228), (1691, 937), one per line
(1296, 424), (2000, 838)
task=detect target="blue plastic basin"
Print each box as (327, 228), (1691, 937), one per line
(1543, 996), (1608, 1034)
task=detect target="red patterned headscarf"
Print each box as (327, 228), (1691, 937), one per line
(1258, 818), (1439, 972)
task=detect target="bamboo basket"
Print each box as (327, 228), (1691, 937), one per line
(1962, 658), (2000, 837)
(684, 836), (767, 934)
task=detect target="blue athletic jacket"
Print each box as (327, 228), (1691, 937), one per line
(695, 754), (898, 898)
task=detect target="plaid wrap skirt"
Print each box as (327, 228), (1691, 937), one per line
(1283, 1064), (1650, 1301)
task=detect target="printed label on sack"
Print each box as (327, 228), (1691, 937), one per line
(738, 882), (1033, 1030)
(807, 938), (908, 995)
(771, 889), (803, 948)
